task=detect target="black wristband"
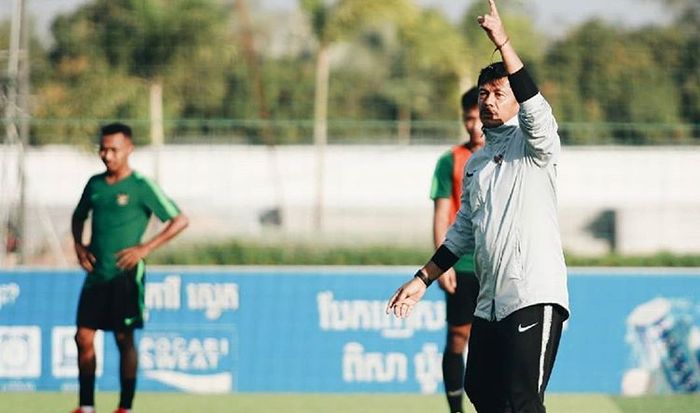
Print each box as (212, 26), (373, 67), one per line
(430, 245), (459, 272)
(508, 67), (539, 103)
(414, 269), (433, 287)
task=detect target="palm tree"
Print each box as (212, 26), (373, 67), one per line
(300, 0), (417, 230)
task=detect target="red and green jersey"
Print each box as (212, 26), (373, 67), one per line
(73, 171), (180, 285)
(430, 144), (475, 273)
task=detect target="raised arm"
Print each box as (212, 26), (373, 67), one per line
(479, 0), (560, 166)
(477, 0), (523, 75)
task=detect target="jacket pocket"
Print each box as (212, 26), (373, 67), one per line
(506, 229), (524, 280)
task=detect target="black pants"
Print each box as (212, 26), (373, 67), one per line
(464, 304), (566, 413)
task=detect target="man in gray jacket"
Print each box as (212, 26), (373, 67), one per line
(387, 1), (569, 412)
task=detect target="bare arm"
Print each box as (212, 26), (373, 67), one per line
(116, 213), (189, 269)
(433, 199), (457, 293)
(72, 212), (95, 272)
(142, 214), (189, 255)
(433, 199), (451, 248)
(71, 213), (85, 246)
(477, 0), (523, 74)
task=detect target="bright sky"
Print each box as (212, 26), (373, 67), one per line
(424, 0), (668, 31)
(2, 0), (669, 41)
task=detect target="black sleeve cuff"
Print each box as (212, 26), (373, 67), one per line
(508, 67), (539, 103)
(430, 244), (459, 272)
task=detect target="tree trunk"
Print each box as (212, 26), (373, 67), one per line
(235, 0), (284, 227)
(397, 105), (411, 145)
(313, 44), (330, 231)
(149, 79), (164, 183)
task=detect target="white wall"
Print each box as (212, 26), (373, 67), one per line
(3, 145), (700, 255)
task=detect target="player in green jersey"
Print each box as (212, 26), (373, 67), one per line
(70, 123), (189, 413)
(430, 87), (484, 413)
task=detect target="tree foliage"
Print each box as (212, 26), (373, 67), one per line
(0, 0), (696, 145)
(543, 20), (694, 143)
(34, 0), (231, 144)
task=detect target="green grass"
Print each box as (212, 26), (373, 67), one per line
(150, 239), (700, 267)
(610, 394), (700, 412)
(150, 240), (431, 266)
(4, 392), (700, 413)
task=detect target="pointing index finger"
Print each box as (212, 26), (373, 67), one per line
(488, 0), (499, 16)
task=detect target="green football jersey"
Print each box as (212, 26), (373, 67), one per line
(430, 149), (475, 273)
(430, 150), (455, 200)
(73, 171), (180, 285)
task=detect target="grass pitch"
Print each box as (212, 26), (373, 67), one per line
(4, 392), (700, 413)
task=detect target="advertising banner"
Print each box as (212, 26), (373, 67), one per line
(1, 267), (699, 394)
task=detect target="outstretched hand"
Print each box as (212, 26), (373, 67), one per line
(386, 277), (427, 319)
(477, 0), (508, 47)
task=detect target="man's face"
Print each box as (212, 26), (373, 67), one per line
(478, 77), (519, 128)
(99, 133), (133, 174)
(462, 106), (484, 144)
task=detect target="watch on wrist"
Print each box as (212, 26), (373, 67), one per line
(414, 269), (433, 287)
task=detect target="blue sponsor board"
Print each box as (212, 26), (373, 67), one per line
(0, 267), (699, 394)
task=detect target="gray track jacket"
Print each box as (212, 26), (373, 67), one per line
(444, 93), (569, 321)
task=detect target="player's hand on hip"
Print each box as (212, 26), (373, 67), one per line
(386, 277), (427, 319)
(477, 0), (508, 47)
(437, 268), (457, 294)
(116, 244), (148, 270)
(75, 243), (96, 272)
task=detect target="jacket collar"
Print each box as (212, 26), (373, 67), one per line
(483, 115), (519, 144)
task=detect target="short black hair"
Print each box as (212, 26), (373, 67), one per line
(478, 62), (509, 86)
(100, 122), (132, 139)
(461, 87), (479, 111)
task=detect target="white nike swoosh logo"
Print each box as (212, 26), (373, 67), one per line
(518, 322), (538, 333)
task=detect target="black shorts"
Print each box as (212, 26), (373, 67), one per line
(76, 264), (146, 331)
(445, 270), (479, 326)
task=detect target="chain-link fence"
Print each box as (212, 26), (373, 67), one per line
(5, 118), (700, 146)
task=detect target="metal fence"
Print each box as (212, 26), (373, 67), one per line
(4, 118), (700, 146)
